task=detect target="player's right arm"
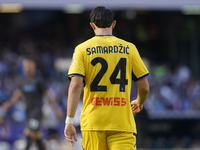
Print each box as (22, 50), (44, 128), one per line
(2, 89), (22, 110)
(64, 76), (83, 147)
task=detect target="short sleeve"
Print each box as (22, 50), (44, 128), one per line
(68, 46), (85, 79)
(132, 45), (149, 82)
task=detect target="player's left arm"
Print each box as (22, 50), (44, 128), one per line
(44, 91), (63, 119)
(131, 77), (149, 113)
(130, 45), (150, 113)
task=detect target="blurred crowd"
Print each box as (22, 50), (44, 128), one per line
(145, 62), (200, 119)
(0, 10), (200, 149)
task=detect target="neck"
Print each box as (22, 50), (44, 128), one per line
(26, 72), (36, 79)
(95, 28), (112, 35)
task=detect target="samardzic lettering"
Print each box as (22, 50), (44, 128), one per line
(86, 44), (130, 55)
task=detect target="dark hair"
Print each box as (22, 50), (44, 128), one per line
(23, 55), (37, 63)
(90, 6), (114, 28)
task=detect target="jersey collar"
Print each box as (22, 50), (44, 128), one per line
(95, 34), (113, 36)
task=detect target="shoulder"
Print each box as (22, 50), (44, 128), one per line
(35, 76), (47, 90)
(116, 37), (138, 55)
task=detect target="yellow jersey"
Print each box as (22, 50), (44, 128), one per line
(68, 35), (149, 133)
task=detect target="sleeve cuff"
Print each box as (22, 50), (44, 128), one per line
(132, 73), (150, 82)
(68, 74), (84, 80)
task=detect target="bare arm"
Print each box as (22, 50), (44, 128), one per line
(44, 91), (63, 119)
(131, 77), (149, 113)
(64, 76), (83, 147)
(3, 89), (22, 110)
(67, 76), (83, 117)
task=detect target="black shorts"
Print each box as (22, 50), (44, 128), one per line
(26, 108), (42, 132)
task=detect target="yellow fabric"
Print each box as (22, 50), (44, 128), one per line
(68, 35), (149, 133)
(81, 131), (136, 150)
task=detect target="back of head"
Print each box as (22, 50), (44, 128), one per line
(90, 6), (114, 28)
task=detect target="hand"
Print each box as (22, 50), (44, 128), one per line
(131, 99), (143, 113)
(64, 123), (77, 147)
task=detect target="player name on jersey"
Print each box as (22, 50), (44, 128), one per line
(91, 97), (126, 106)
(86, 44), (130, 55)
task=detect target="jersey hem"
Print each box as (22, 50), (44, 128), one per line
(81, 128), (137, 134)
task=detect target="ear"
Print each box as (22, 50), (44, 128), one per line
(90, 22), (96, 30)
(111, 20), (116, 29)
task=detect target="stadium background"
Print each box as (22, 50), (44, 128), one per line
(0, 1), (200, 150)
